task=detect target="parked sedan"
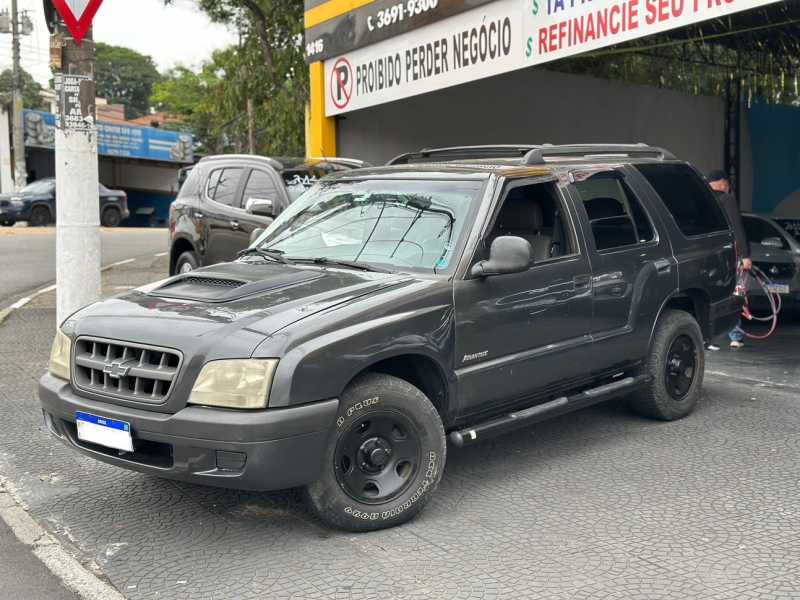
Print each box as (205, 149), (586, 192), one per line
(742, 213), (800, 306)
(0, 178), (130, 227)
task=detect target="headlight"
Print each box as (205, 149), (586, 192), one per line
(49, 329), (72, 380)
(188, 359), (278, 409)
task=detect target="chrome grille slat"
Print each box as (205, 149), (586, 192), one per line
(72, 337), (182, 405)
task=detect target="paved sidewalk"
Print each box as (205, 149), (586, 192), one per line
(0, 257), (799, 599)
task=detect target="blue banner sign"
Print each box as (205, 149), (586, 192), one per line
(23, 109), (194, 164)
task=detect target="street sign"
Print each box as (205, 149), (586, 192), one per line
(49, 0), (104, 44)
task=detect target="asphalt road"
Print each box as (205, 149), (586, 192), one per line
(0, 227), (169, 305)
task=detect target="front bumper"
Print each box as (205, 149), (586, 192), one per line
(39, 373), (338, 491)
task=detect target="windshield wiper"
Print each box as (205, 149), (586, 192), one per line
(287, 257), (392, 273)
(237, 247), (293, 264)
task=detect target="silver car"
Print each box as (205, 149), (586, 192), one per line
(742, 213), (800, 306)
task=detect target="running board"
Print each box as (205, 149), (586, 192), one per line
(448, 375), (650, 447)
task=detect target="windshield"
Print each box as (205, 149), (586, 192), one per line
(254, 178), (485, 274)
(21, 180), (54, 195)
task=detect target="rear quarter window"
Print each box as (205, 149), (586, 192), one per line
(636, 164), (728, 237)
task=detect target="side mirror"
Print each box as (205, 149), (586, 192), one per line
(249, 228), (265, 245)
(470, 236), (532, 278)
(245, 197), (276, 217)
(761, 236), (784, 249)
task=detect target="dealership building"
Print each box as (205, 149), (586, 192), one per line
(304, 0), (800, 218)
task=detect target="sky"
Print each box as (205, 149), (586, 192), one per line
(0, 0), (238, 86)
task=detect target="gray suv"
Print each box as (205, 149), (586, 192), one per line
(40, 144), (742, 532)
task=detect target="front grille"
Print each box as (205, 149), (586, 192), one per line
(72, 337), (182, 404)
(754, 262), (796, 280)
(182, 276), (244, 288)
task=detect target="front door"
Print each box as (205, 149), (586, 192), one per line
(204, 166), (246, 264)
(454, 179), (595, 417)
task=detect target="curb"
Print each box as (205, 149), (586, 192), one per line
(0, 257), (145, 327)
(0, 477), (125, 600)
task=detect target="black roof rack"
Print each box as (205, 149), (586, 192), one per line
(386, 145), (538, 166)
(522, 144), (676, 165)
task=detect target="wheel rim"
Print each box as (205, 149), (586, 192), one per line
(31, 208), (48, 226)
(103, 210), (120, 227)
(334, 410), (421, 505)
(665, 335), (697, 400)
(178, 261), (194, 274)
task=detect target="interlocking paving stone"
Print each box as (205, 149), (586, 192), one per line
(1, 303), (799, 599)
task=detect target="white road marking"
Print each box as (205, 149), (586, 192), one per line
(154, 252), (168, 258)
(0, 477), (125, 600)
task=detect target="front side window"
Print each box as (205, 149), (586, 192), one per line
(256, 178), (485, 273)
(243, 170), (279, 202)
(636, 163), (728, 237)
(575, 172), (656, 251)
(206, 167), (244, 206)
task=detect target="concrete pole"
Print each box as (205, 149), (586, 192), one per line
(54, 25), (101, 325)
(10, 0), (27, 190)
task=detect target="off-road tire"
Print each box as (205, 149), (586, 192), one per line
(630, 309), (705, 421)
(29, 205), (51, 227)
(174, 251), (199, 275)
(305, 373), (446, 532)
(101, 206), (122, 227)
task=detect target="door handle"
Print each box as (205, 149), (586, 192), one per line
(592, 271), (623, 284)
(230, 220), (240, 230)
(573, 275), (591, 290)
(654, 259), (672, 276)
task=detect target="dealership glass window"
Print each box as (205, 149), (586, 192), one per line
(575, 173), (656, 251)
(636, 164), (728, 237)
(243, 170), (279, 202)
(206, 168), (244, 206)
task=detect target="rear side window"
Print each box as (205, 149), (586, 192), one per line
(206, 167), (244, 206)
(243, 170), (279, 202)
(636, 164), (728, 237)
(575, 173), (656, 251)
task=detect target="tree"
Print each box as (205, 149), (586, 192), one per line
(0, 68), (47, 110)
(160, 0), (308, 155)
(95, 43), (160, 118)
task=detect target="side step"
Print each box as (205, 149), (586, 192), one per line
(448, 375), (650, 447)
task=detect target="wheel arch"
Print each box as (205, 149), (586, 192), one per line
(169, 236), (197, 275)
(651, 288), (711, 345)
(349, 353), (453, 424)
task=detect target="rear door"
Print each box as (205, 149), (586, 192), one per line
(569, 168), (677, 365)
(203, 166), (247, 264)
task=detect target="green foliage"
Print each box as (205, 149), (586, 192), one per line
(95, 42), (161, 119)
(0, 68), (47, 110)
(158, 0), (307, 155)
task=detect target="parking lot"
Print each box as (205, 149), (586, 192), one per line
(0, 256), (798, 599)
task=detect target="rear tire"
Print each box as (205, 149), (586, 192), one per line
(304, 373), (446, 532)
(629, 309), (705, 421)
(101, 206), (122, 227)
(174, 251), (199, 275)
(1, 221), (12, 227)
(29, 205), (51, 227)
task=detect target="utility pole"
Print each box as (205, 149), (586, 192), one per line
(247, 98), (256, 154)
(51, 18), (101, 324)
(10, 0), (27, 190)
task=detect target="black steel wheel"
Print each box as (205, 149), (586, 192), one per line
(664, 335), (697, 400)
(101, 206), (122, 227)
(334, 411), (421, 505)
(305, 373), (446, 532)
(630, 309), (705, 421)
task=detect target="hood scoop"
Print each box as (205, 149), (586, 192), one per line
(150, 268), (324, 303)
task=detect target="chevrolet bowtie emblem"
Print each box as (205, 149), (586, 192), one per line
(103, 360), (134, 379)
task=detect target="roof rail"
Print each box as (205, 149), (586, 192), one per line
(522, 143), (676, 165)
(387, 145), (538, 166)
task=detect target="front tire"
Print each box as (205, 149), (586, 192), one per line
(305, 373), (446, 532)
(29, 205), (51, 227)
(629, 309), (705, 421)
(101, 206), (122, 227)
(174, 250), (199, 275)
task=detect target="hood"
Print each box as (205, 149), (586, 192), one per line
(70, 261), (414, 358)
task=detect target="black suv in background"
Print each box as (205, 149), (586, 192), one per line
(41, 144), (742, 532)
(168, 155), (369, 274)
